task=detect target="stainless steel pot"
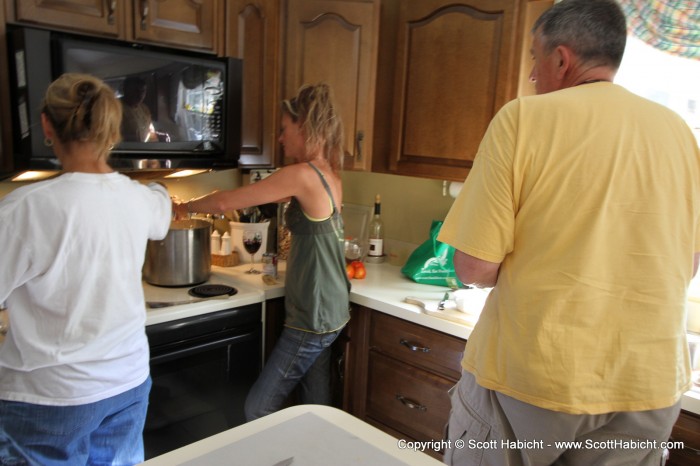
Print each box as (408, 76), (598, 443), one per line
(143, 219), (212, 286)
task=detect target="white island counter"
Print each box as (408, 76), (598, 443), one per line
(140, 405), (443, 466)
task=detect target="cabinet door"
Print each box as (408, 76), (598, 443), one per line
(133, 0), (223, 54)
(13, 0), (125, 37)
(388, 0), (521, 181)
(227, 0), (280, 167)
(284, 0), (379, 171)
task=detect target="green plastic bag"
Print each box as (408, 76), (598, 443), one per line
(401, 220), (462, 288)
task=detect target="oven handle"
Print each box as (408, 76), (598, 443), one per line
(149, 330), (258, 365)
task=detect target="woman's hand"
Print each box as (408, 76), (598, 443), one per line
(171, 197), (190, 220)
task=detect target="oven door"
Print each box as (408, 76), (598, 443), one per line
(144, 303), (262, 459)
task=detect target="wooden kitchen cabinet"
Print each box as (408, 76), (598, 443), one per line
(377, 0), (523, 181)
(226, 0), (281, 168)
(8, 0), (125, 37)
(667, 409), (700, 465)
(132, 0), (223, 53)
(283, 0), (380, 171)
(6, 0), (224, 54)
(348, 306), (465, 460)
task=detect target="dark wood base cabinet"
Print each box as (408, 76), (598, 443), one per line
(348, 306), (466, 460)
(667, 409), (700, 465)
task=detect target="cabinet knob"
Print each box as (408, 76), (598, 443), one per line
(400, 338), (430, 353)
(396, 394), (427, 411)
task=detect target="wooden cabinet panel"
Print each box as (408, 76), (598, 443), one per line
(366, 351), (453, 443)
(133, 0), (223, 53)
(227, 0), (280, 167)
(12, 0), (125, 37)
(667, 409), (700, 465)
(386, 0), (521, 181)
(370, 311), (464, 380)
(284, 0), (379, 171)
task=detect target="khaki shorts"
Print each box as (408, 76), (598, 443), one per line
(443, 371), (681, 466)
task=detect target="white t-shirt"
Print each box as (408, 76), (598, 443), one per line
(0, 172), (171, 405)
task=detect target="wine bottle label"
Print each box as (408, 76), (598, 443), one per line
(368, 238), (384, 256)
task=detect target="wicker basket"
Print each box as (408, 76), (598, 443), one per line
(212, 252), (240, 267)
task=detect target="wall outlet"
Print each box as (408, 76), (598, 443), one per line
(249, 169), (277, 183)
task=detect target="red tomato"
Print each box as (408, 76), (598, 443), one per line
(353, 264), (367, 280)
(346, 263), (355, 280)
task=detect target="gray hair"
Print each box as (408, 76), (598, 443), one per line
(533, 0), (627, 70)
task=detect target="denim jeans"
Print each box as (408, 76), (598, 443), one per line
(0, 376), (151, 466)
(244, 326), (342, 421)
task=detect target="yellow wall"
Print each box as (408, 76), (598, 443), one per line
(341, 171), (454, 245)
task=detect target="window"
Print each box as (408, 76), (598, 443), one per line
(615, 36), (700, 143)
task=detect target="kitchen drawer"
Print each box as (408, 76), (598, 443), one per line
(370, 312), (464, 380)
(366, 351), (453, 442)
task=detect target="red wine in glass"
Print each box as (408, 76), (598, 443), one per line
(243, 231), (263, 274)
(243, 238), (262, 254)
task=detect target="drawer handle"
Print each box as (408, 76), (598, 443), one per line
(400, 338), (430, 353)
(396, 394), (427, 411)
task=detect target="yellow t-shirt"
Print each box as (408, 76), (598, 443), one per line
(439, 82), (700, 414)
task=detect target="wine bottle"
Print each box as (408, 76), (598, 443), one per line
(368, 194), (385, 260)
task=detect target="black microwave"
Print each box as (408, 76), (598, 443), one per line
(6, 25), (242, 173)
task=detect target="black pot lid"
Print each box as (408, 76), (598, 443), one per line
(188, 284), (238, 298)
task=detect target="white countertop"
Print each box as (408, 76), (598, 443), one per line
(143, 261), (700, 416)
(145, 262), (485, 340)
(140, 405), (443, 466)
(348, 263), (488, 340)
(143, 270), (266, 326)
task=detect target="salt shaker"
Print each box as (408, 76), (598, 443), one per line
(220, 231), (232, 255)
(211, 230), (221, 255)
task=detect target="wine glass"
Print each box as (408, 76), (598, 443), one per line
(242, 230), (263, 274)
(344, 238), (362, 264)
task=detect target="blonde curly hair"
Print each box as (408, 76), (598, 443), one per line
(282, 83), (344, 172)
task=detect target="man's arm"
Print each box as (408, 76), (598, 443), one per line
(453, 250), (501, 288)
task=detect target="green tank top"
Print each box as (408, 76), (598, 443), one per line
(283, 162), (351, 333)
